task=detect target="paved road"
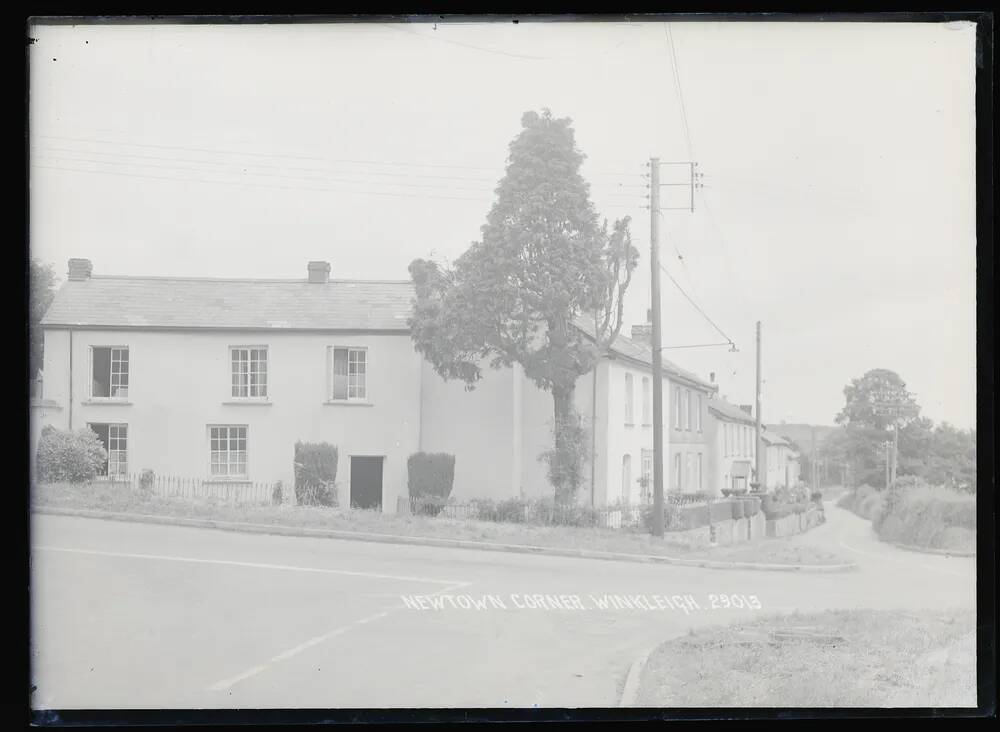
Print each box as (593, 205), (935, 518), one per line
(29, 502), (975, 709)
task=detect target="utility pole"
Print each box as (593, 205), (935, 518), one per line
(884, 441), (891, 490)
(811, 426), (817, 489)
(754, 321), (762, 491)
(891, 423), (899, 488)
(649, 157), (665, 537)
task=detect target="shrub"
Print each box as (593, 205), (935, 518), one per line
(472, 497), (528, 523)
(641, 502), (686, 532)
(874, 483), (976, 550)
(294, 441), (339, 506)
(529, 499), (603, 528)
(407, 452), (456, 513)
(139, 469), (155, 494)
(36, 426), (107, 483)
(744, 497), (761, 516)
(810, 490), (823, 503)
(732, 500), (746, 520)
(271, 480), (283, 506)
(412, 494), (450, 517)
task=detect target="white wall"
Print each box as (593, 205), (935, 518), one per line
(41, 328), (422, 511)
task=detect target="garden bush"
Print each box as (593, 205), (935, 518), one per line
(139, 469), (155, 494)
(528, 499), (603, 528)
(294, 441), (339, 506)
(407, 452), (455, 517)
(36, 426), (107, 483)
(709, 500), (735, 523)
(472, 497), (528, 523)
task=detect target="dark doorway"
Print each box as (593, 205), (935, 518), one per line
(350, 456), (384, 510)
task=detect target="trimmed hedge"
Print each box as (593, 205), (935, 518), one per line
(873, 480), (975, 552)
(294, 441), (338, 506)
(408, 453), (455, 499)
(36, 426), (107, 483)
(472, 497), (528, 523)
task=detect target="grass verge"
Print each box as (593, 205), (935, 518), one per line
(635, 608), (976, 707)
(32, 482), (852, 567)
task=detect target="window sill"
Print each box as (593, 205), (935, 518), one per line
(82, 399), (132, 406)
(222, 400), (272, 406)
(324, 400), (374, 407)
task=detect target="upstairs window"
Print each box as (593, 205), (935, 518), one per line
(683, 389), (691, 430)
(624, 374), (634, 425)
(91, 346), (129, 398)
(330, 346), (367, 401)
(674, 386), (682, 428)
(231, 347), (268, 398)
(696, 394), (703, 432)
(641, 377), (650, 425)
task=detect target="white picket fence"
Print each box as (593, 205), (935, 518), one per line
(106, 472), (277, 506)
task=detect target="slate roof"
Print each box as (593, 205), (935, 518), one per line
(573, 316), (716, 391)
(762, 429), (795, 449)
(40, 276), (415, 331)
(708, 398), (756, 425)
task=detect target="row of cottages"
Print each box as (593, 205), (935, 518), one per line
(31, 259), (800, 511)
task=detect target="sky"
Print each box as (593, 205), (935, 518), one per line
(28, 19), (978, 429)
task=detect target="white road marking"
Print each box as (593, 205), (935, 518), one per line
(206, 581), (471, 692)
(32, 546), (465, 585)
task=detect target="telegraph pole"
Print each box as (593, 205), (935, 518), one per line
(649, 157), (665, 537)
(811, 426), (818, 489)
(891, 423), (899, 488)
(754, 321), (763, 490)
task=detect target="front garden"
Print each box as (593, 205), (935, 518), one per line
(32, 428), (847, 567)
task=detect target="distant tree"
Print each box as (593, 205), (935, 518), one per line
(30, 260), (57, 379)
(409, 110), (638, 504)
(835, 368), (920, 430)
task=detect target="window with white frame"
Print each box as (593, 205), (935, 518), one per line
(683, 389), (691, 430)
(696, 394), (703, 432)
(641, 377), (650, 425)
(330, 346), (367, 401)
(209, 425), (247, 478)
(89, 423), (127, 477)
(91, 346), (129, 398)
(673, 452), (682, 491)
(685, 453), (694, 491)
(725, 423), (731, 457)
(697, 452), (703, 491)
(624, 374), (634, 425)
(230, 346), (268, 398)
(674, 386), (682, 428)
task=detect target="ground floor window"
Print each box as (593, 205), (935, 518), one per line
(88, 423), (128, 477)
(640, 449), (653, 504)
(209, 425), (247, 478)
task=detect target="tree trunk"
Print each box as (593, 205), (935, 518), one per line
(552, 382), (576, 506)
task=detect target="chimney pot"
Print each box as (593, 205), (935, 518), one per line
(67, 258), (93, 280)
(740, 404), (753, 416)
(307, 260), (331, 284)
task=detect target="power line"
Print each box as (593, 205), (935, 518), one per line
(377, 23), (551, 61)
(663, 23), (694, 161)
(30, 163), (496, 203)
(659, 261), (735, 348)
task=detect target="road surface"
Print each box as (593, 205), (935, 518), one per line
(29, 502), (975, 709)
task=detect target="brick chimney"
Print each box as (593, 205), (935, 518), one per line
(631, 308), (653, 345)
(307, 261), (330, 284)
(740, 404), (753, 416)
(67, 258), (93, 281)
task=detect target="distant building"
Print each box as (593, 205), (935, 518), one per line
(706, 397), (757, 495)
(761, 428), (801, 490)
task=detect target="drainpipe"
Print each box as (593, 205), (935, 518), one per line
(67, 329), (73, 430)
(590, 362), (597, 507)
